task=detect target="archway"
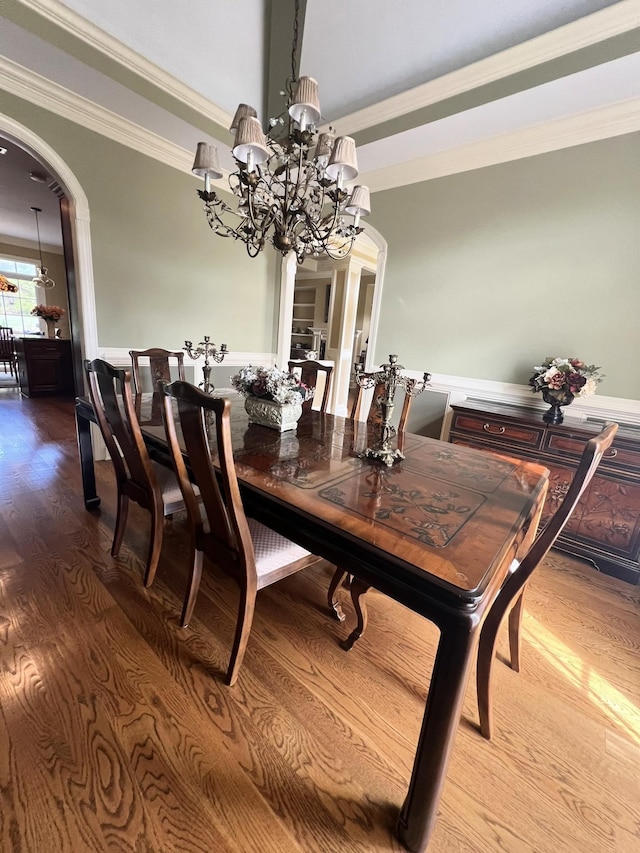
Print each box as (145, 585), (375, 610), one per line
(277, 225), (388, 415)
(0, 113), (98, 386)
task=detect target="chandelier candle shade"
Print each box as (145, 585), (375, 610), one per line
(30, 206), (55, 289)
(191, 0), (371, 262)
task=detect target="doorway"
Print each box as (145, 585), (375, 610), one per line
(278, 228), (387, 416)
(0, 113), (98, 394)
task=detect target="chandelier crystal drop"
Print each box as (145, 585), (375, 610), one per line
(30, 206), (55, 289)
(191, 1), (370, 263)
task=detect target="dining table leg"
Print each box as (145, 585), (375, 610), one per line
(75, 405), (101, 510)
(396, 615), (478, 852)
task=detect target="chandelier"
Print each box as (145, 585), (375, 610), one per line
(191, 0), (370, 263)
(30, 206), (55, 289)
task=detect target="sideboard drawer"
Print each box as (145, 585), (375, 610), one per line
(545, 433), (640, 473)
(451, 412), (543, 449)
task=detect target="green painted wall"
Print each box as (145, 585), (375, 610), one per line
(0, 91), (279, 354)
(368, 133), (640, 400)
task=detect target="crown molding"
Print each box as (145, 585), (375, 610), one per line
(362, 97), (640, 193)
(12, 0), (233, 129)
(328, 0), (640, 136)
(0, 233), (62, 254)
(0, 55), (192, 170)
(2, 49), (637, 196)
(0, 54), (231, 192)
(99, 348), (274, 371)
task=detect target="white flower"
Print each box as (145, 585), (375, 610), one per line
(577, 378), (598, 398)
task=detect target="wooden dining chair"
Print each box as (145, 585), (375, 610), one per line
(476, 421), (618, 738)
(84, 358), (188, 587)
(348, 376), (419, 434)
(0, 326), (17, 378)
(330, 421), (618, 739)
(160, 380), (322, 686)
(287, 359), (334, 412)
(129, 347), (186, 394)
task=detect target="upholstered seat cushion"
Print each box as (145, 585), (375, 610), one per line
(153, 461), (199, 516)
(247, 517), (311, 577)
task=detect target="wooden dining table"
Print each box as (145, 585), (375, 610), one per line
(75, 392), (549, 852)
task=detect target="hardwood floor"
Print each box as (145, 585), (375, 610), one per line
(1, 390), (638, 852)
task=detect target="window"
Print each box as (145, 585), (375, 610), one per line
(0, 258), (41, 336)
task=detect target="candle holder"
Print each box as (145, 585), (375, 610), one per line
(356, 354), (430, 467)
(183, 336), (228, 394)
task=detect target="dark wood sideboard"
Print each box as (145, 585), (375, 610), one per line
(15, 337), (75, 398)
(449, 401), (640, 585)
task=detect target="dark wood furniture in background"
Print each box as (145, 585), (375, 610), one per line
(15, 336), (74, 397)
(0, 325), (17, 378)
(449, 402), (640, 585)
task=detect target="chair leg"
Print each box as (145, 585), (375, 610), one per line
(226, 584), (257, 686)
(507, 589), (526, 672)
(476, 584), (524, 740)
(143, 505), (164, 587)
(327, 567), (348, 621)
(180, 549), (203, 627)
(111, 490), (129, 557)
(340, 578), (372, 651)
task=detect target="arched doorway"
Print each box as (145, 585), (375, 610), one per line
(0, 113), (98, 390)
(277, 227), (387, 415)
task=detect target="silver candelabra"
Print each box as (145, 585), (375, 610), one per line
(355, 354), (430, 466)
(183, 336), (228, 394)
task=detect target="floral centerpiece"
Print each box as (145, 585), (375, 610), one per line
(231, 365), (314, 431)
(31, 303), (66, 322)
(31, 303), (66, 338)
(529, 357), (604, 424)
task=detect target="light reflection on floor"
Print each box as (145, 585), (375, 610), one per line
(524, 613), (640, 747)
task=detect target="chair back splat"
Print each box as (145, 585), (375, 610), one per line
(288, 360), (334, 413)
(0, 326), (17, 378)
(349, 378), (417, 434)
(161, 380), (320, 685)
(130, 347), (186, 394)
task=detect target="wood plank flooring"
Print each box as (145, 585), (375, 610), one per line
(0, 390), (638, 852)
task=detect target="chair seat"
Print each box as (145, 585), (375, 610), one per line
(153, 461), (196, 515)
(248, 517), (311, 576)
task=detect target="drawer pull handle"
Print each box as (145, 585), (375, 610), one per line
(483, 423), (505, 434)
(605, 449), (618, 458)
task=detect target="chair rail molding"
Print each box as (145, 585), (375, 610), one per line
(99, 348), (275, 372)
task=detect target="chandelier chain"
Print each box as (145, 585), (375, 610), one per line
(291, 0), (300, 82)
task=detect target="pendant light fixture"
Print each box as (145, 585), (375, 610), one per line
(191, 0), (371, 262)
(30, 206), (55, 289)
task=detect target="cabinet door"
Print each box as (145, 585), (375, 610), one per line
(572, 473), (640, 556)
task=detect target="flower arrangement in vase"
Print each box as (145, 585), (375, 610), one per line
(529, 357), (604, 424)
(231, 365), (314, 431)
(31, 303), (66, 338)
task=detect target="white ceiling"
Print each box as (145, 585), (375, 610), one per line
(0, 0), (637, 248)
